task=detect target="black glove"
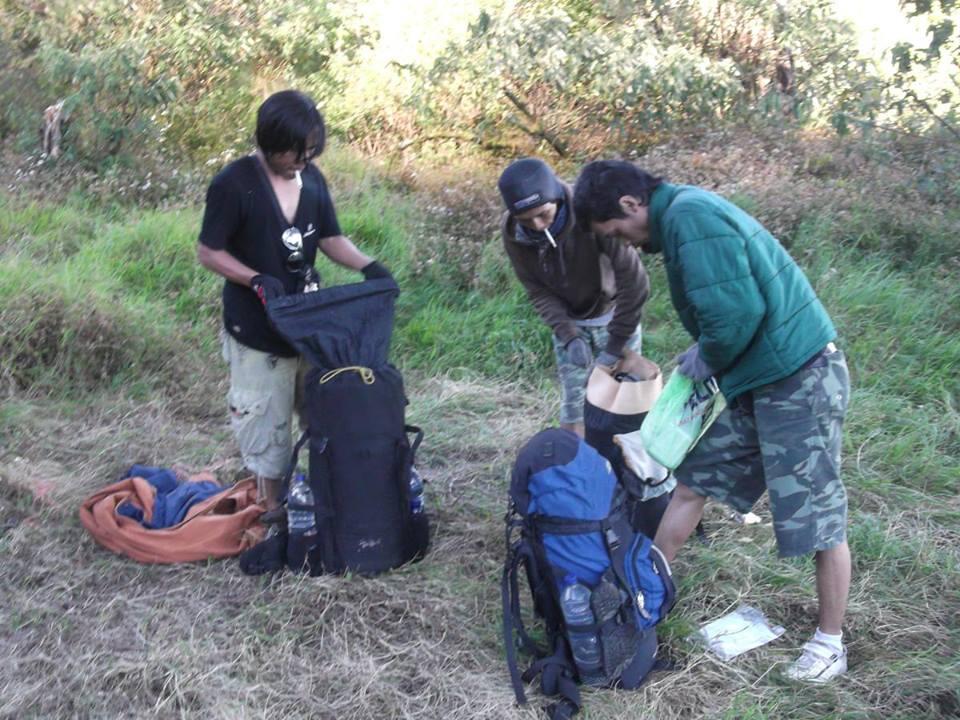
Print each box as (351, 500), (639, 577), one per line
(361, 260), (394, 283)
(564, 336), (592, 369)
(676, 342), (716, 381)
(250, 274), (285, 306)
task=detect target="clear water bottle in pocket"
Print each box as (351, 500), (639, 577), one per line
(560, 574), (602, 677)
(409, 466), (425, 515)
(288, 473), (317, 536)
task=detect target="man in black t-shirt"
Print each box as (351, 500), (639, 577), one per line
(198, 90), (393, 511)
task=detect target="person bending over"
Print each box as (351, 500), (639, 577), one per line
(498, 157), (649, 436)
(573, 159), (852, 683)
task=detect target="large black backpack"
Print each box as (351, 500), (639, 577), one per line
(503, 428), (675, 719)
(266, 279), (429, 575)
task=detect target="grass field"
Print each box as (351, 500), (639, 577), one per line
(1, 130), (958, 719)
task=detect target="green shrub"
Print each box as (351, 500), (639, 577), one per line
(0, 0), (372, 168)
(71, 209), (221, 321)
(0, 196), (99, 262)
(0, 256), (199, 392)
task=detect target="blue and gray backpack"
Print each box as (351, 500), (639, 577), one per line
(502, 428), (676, 719)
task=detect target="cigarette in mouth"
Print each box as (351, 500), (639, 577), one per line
(295, 170), (302, 189)
(544, 228), (557, 248)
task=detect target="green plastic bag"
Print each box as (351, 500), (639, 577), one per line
(639, 370), (727, 470)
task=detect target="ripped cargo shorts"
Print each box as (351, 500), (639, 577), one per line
(221, 332), (309, 479)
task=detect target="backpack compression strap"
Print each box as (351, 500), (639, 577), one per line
(600, 512), (677, 622)
(521, 636), (582, 720)
(280, 429), (313, 496)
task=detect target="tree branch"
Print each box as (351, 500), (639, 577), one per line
(501, 86), (568, 157)
(906, 89), (960, 143)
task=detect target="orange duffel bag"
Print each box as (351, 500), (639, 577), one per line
(79, 473), (265, 564)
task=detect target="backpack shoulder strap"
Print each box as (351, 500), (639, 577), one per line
(502, 536), (529, 706)
(280, 429), (313, 496)
(404, 425), (424, 454)
(503, 513), (547, 705)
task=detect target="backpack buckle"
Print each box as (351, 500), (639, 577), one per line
(604, 527), (620, 551)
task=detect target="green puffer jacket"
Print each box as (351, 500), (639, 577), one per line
(646, 183), (836, 401)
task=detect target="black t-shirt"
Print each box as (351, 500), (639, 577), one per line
(199, 156), (342, 356)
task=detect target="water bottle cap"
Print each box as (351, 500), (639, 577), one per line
(563, 573), (578, 587)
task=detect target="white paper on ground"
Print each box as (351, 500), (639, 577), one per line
(696, 604), (785, 661)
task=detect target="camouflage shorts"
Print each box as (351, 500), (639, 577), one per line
(674, 347), (851, 558)
(552, 323), (642, 425)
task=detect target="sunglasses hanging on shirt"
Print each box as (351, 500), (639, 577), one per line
(280, 226), (319, 292)
(281, 226), (305, 274)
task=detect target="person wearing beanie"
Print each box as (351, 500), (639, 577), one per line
(497, 157), (650, 436)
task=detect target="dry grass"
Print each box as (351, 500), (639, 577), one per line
(634, 125), (960, 266)
(0, 375), (553, 720)
(3, 369), (956, 719)
(2, 128), (959, 719)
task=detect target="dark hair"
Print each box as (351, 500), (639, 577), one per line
(255, 90), (326, 159)
(573, 160), (663, 228)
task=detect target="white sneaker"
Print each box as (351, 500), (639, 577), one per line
(784, 639), (848, 683)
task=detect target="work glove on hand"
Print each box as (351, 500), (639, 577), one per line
(250, 274), (285, 306)
(564, 336), (592, 369)
(595, 350), (622, 369)
(676, 343), (716, 381)
(361, 260), (395, 283)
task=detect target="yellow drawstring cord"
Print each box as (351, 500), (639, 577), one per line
(319, 366), (375, 385)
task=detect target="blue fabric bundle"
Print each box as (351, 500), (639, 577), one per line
(117, 465), (223, 529)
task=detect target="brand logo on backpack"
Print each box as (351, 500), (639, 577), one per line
(502, 428), (676, 718)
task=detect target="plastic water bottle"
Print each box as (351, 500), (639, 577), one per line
(560, 574), (602, 675)
(408, 466), (425, 515)
(287, 473), (316, 536)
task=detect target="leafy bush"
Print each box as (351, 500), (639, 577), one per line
(2, 0), (957, 174)
(0, 0), (372, 167)
(884, 0), (960, 138)
(404, 0), (880, 159)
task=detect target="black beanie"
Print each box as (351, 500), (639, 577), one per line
(497, 158), (564, 215)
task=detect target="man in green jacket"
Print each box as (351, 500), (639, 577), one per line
(573, 160), (852, 683)
(498, 158), (650, 436)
